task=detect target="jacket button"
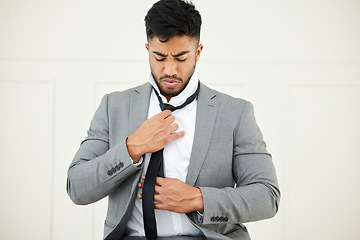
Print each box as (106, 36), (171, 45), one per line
(224, 217), (228, 222)
(215, 217), (220, 222)
(107, 170), (113, 176)
(210, 217), (215, 222)
(115, 165), (121, 171)
(220, 217), (224, 222)
(119, 162), (124, 168)
(111, 168), (116, 173)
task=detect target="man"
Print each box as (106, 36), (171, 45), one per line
(67, 0), (280, 239)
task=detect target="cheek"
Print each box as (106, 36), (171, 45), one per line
(149, 60), (162, 74)
(183, 61), (196, 74)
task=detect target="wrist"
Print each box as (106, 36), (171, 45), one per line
(126, 137), (143, 163)
(193, 187), (204, 213)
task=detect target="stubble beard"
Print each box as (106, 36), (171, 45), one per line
(152, 63), (196, 97)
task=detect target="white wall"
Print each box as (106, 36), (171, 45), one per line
(1, 0), (359, 239)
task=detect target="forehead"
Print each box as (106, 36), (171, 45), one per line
(148, 35), (198, 53)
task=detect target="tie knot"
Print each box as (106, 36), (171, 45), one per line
(160, 103), (176, 111)
(153, 82), (200, 112)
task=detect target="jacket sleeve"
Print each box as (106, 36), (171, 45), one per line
(66, 94), (143, 205)
(198, 101), (280, 224)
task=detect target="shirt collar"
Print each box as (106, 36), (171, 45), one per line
(148, 70), (199, 107)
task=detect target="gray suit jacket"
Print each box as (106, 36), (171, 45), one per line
(67, 82), (280, 240)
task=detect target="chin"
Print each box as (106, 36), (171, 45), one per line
(162, 90), (178, 96)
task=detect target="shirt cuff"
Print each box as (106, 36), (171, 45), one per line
(196, 211), (204, 223)
(130, 155), (143, 166)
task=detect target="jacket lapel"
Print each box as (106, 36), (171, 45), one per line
(186, 83), (219, 186)
(129, 83), (152, 135)
(128, 83), (153, 196)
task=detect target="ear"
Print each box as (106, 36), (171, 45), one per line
(145, 43), (149, 52)
(195, 44), (203, 63)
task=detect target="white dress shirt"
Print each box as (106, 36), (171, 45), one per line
(125, 71), (203, 237)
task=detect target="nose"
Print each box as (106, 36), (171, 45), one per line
(164, 60), (178, 76)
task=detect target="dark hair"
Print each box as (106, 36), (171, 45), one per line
(145, 0), (202, 43)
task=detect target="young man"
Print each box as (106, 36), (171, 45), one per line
(67, 0), (280, 239)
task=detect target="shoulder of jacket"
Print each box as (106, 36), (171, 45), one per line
(106, 82), (151, 101)
(200, 82), (248, 105)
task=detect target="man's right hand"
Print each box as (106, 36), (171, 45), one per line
(126, 110), (185, 163)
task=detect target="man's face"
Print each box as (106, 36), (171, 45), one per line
(146, 36), (203, 101)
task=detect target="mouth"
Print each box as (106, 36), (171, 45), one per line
(162, 79), (180, 88)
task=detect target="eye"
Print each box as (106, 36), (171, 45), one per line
(176, 58), (187, 62)
(155, 58), (166, 62)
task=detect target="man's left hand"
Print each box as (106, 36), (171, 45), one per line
(138, 176), (204, 214)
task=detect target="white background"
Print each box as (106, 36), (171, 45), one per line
(0, 0), (359, 239)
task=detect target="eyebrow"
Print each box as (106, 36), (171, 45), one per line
(152, 51), (190, 58)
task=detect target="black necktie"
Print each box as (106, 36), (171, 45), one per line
(142, 82), (200, 240)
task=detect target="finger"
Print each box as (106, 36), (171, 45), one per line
(159, 109), (172, 119)
(165, 114), (175, 124)
(154, 185), (161, 194)
(169, 131), (186, 140)
(155, 176), (165, 186)
(169, 122), (179, 132)
(151, 110), (172, 122)
(154, 203), (167, 211)
(154, 194), (162, 203)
